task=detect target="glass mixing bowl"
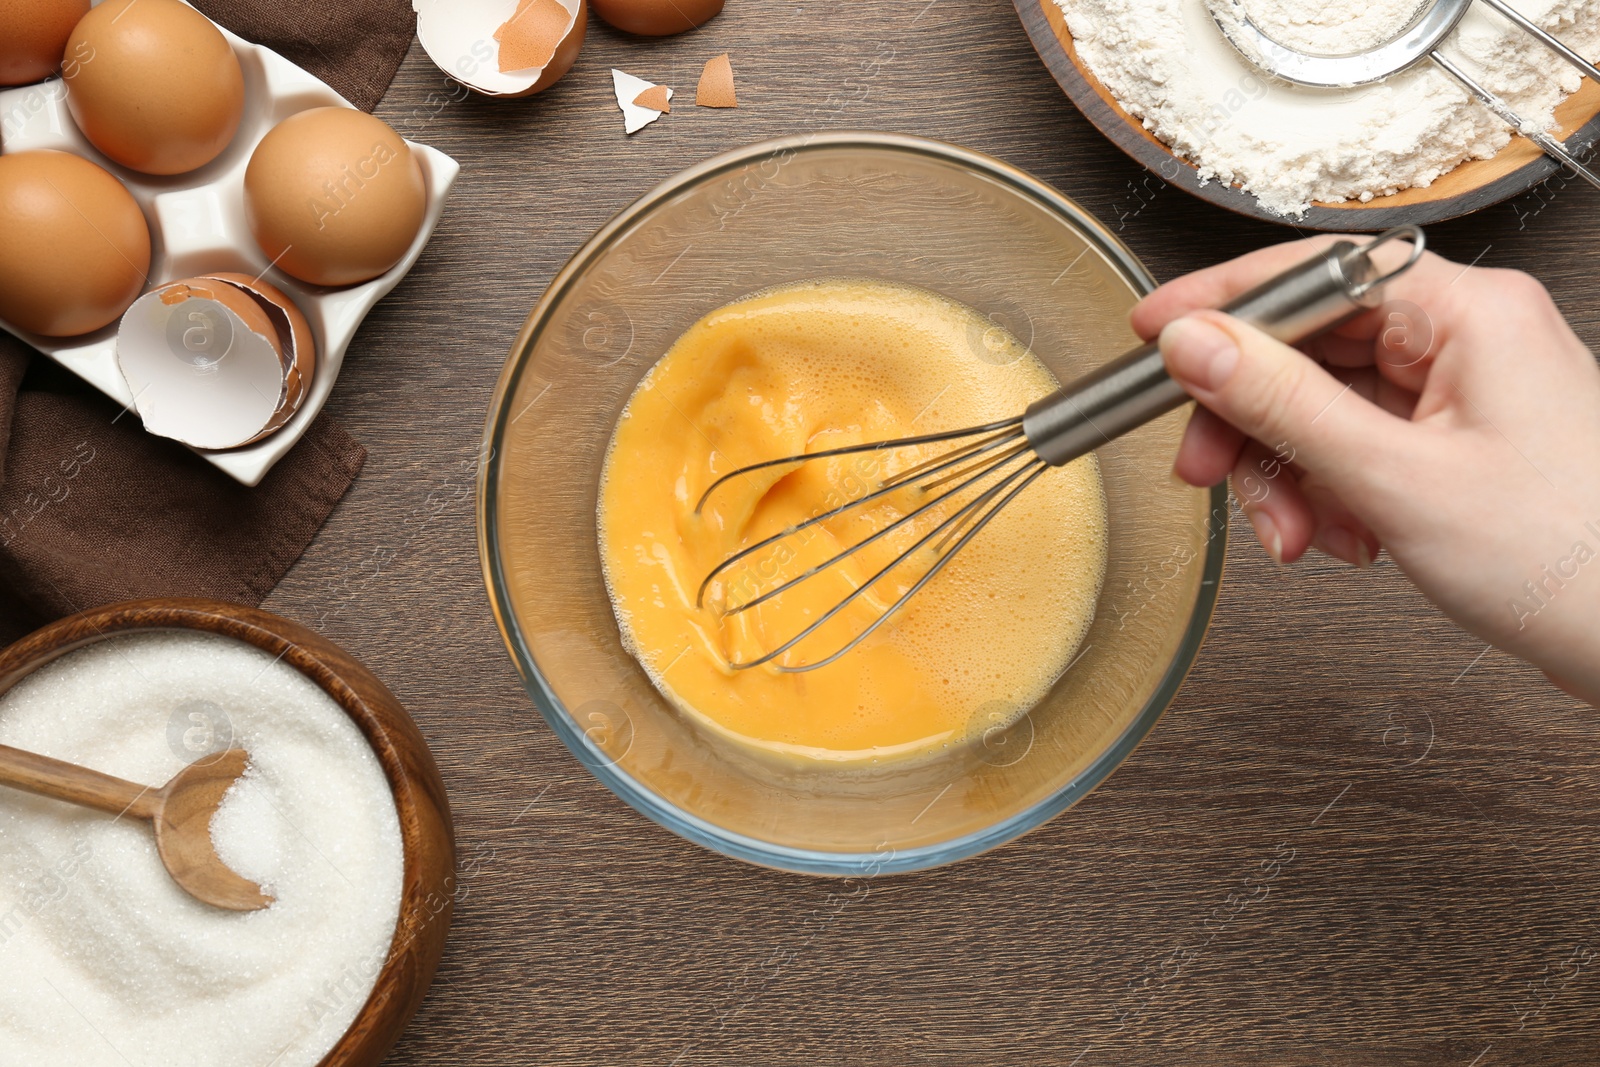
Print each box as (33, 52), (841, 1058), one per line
(480, 133), (1226, 875)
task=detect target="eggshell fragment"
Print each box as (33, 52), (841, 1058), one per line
(696, 53), (737, 108)
(611, 69), (671, 134)
(414, 0), (586, 97)
(633, 85), (670, 112)
(496, 0), (571, 73)
(591, 0), (722, 36)
(116, 275), (316, 450)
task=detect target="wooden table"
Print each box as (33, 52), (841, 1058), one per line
(266, 2), (1600, 1063)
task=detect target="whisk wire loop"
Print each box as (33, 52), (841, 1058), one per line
(692, 416), (1024, 518)
(693, 421), (1027, 609)
(722, 441), (1037, 617)
(728, 456), (1049, 672)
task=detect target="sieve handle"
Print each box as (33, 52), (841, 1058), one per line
(1429, 51), (1600, 193)
(1022, 226), (1426, 467)
(1473, 0), (1600, 86)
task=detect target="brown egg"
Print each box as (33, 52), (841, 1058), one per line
(0, 151), (150, 337)
(64, 0), (244, 175)
(591, 0), (722, 36)
(243, 107), (428, 288)
(0, 0), (89, 86)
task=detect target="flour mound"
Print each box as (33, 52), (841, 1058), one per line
(1056, 0), (1600, 215)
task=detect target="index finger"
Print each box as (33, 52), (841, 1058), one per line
(1130, 236), (1343, 341)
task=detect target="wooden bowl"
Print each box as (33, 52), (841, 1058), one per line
(0, 599), (455, 1067)
(1013, 0), (1600, 231)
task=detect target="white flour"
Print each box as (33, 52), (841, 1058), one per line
(0, 631), (404, 1067)
(1055, 0), (1600, 214)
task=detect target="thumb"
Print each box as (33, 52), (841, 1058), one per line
(1159, 310), (1400, 481)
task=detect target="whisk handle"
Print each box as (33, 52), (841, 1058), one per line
(1022, 226), (1425, 466)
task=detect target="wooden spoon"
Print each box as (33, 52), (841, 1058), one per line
(0, 744), (272, 911)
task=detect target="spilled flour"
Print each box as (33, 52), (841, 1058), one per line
(1055, 0), (1600, 214)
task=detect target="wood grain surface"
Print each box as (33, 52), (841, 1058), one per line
(259, 2), (1600, 1063)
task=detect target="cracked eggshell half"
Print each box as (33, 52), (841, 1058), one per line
(414, 0), (587, 98)
(116, 275), (316, 451)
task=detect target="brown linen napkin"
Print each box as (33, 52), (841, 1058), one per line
(0, 335), (366, 645)
(193, 0), (418, 112)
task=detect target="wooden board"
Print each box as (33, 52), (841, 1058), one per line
(1014, 0), (1600, 231)
(238, 2), (1600, 1063)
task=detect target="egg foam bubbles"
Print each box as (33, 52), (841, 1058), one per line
(597, 279), (1108, 765)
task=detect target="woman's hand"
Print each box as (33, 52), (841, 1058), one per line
(1136, 238), (1600, 703)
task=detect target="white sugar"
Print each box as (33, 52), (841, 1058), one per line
(0, 631), (404, 1066)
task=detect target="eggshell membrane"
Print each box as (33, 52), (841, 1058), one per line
(0, 0), (89, 86)
(202, 272), (316, 414)
(0, 150), (150, 337)
(413, 0), (586, 97)
(243, 107), (428, 288)
(63, 0), (244, 175)
(591, 0), (722, 36)
(160, 278), (276, 343)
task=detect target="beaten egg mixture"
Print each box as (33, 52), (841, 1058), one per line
(598, 280), (1108, 764)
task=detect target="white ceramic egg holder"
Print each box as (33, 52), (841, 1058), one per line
(0, 17), (459, 486)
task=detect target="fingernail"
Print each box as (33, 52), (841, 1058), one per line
(1320, 525), (1359, 566)
(1249, 509), (1283, 565)
(1318, 526), (1375, 568)
(1161, 317), (1240, 391)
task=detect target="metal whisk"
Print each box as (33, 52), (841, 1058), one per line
(696, 227), (1426, 673)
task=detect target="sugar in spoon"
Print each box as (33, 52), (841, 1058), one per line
(0, 744), (272, 912)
